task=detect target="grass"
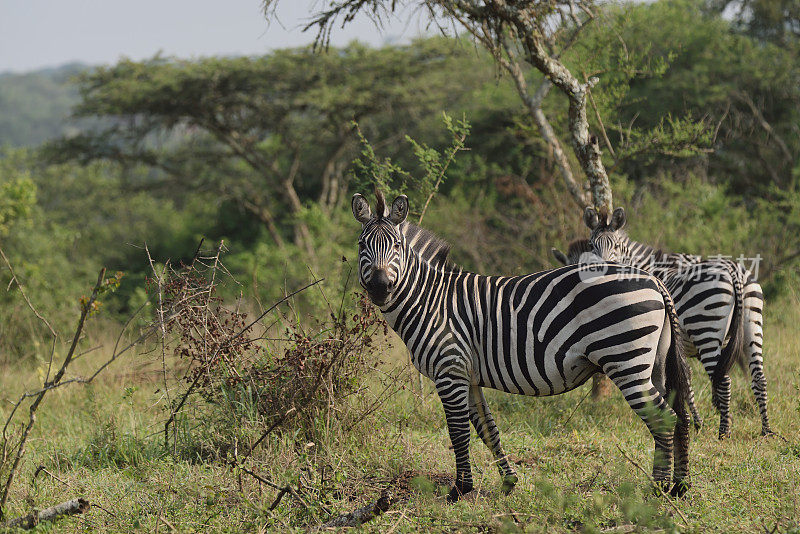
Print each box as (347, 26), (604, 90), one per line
(0, 294), (799, 533)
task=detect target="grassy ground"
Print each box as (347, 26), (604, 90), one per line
(1, 293), (799, 533)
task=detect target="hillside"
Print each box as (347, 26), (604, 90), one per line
(0, 63), (87, 147)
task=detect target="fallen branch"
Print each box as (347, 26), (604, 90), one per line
(314, 470), (452, 530)
(319, 490), (401, 529)
(0, 498), (90, 530)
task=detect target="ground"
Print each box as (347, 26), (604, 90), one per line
(1, 294), (798, 533)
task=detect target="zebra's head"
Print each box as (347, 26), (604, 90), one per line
(352, 190), (409, 306)
(584, 206), (628, 262)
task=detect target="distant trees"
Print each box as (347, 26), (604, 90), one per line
(0, 65), (84, 147)
(263, 0), (799, 196)
(47, 40), (502, 256)
(16, 0), (797, 339)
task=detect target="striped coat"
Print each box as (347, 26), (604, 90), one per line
(565, 207), (771, 439)
(353, 192), (692, 500)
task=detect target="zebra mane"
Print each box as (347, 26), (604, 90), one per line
(400, 222), (456, 269)
(596, 226), (668, 263)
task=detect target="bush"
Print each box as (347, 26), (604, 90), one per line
(152, 245), (399, 461)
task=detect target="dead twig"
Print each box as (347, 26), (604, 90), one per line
(613, 443), (689, 527)
(0, 267), (106, 515)
(0, 498), (90, 530)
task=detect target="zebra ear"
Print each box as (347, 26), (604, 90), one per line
(551, 248), (569, 266)
(352, 193), (372, 224)
(583, 207), (600, 230)
(389, 195), (409, 225)
(610, 207), (626, 231)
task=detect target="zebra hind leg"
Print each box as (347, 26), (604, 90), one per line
(713, 374), (733, 439)
(671, 399), (691, 498)
(468, 385), (518, 495)
(686, 377), (703, 431)
(435, 375), (474, 503)
(744, 314), (772, 435)
(750, 363), (774, 437)
(605, 370), (674, 492)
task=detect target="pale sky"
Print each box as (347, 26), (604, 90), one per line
(0, 0), (435, 74)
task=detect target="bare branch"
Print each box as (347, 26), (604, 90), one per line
(0, 498), (90, 530)
(0, 267), (106, 514)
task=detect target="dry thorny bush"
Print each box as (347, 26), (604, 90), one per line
(152, 244), (405, 464)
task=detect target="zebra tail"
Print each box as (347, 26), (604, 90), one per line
(713, 262), (746, 386)
(662, 285), (691, 421)
(661, 282), (693, 495)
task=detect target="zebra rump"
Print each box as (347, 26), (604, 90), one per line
(575, 205), (771, 438)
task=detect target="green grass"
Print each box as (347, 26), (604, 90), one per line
(1, 295), (799, 533)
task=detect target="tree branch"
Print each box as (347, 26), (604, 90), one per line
(0, 266), (106, 514)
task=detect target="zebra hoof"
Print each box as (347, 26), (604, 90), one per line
(501, 474), (518, 495)
(651, 480), (671, 497)
(446, 482), (473, 503)
(718, 430), (731, 441)
(692, 416), (703, 431)
(669, 479), (691, 498)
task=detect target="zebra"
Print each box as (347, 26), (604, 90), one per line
(352, 190), (692, 501)
(562, 206), (771, 439)
(552, 239), (706, 433)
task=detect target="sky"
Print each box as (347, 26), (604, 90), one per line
(0, 0), (435, 74)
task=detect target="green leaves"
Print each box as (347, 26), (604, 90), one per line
(79, 271), (124, 316)
(0, 175), (36, 236)
(351, 112), (471, 221)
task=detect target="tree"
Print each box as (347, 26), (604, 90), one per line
(46, 40), (495, 258)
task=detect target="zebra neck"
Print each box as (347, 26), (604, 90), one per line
(380, 252), (455, 370)
(626, 240), (664, 269)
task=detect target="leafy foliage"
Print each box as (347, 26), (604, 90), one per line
(351, 112), (470, 221)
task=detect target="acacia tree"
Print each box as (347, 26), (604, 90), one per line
(47, 40), (491, 258)
(265, 1), (624, 214)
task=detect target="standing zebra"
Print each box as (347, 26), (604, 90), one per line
(552, 239), (706, 432)
(561, 207), (771, 439)
(353, 191), (692, 500)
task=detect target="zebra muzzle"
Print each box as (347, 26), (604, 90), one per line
(366, 268), (393, 303)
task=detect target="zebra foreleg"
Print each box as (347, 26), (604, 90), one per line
(468, 385), (518, 494)
(436, 376), (474, 502)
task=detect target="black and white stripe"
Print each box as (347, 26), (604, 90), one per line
(571, 207), (771, 439)
(353, 192), (692, 500)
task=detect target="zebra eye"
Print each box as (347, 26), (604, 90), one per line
(393, 242), (401, 251)
(358, 240), (365, 250)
